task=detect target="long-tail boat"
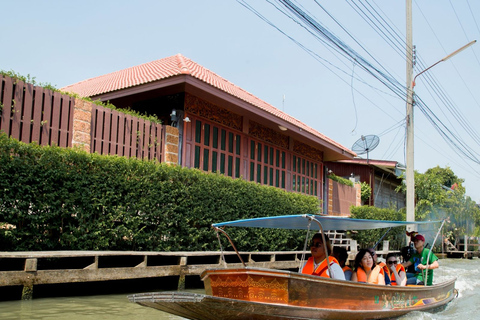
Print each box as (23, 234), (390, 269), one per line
(129, 214), (457, 319)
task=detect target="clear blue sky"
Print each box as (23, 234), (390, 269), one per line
(1, 0), (480, 203)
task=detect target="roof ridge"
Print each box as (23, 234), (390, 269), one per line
(59, 54), (354, 157)
(176, 54), (190, 74)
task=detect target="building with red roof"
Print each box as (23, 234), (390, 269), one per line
(62, 54), (357, 211)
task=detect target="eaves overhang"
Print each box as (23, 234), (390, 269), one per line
(90, 74), (356, 162)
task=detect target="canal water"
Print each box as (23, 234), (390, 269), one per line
(1, 258), (478, 319)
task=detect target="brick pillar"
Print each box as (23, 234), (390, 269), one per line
(164, 125), (179, 164)
(72, 98), (92, 152)
(354, 183), (362, 207)
(327, 179), (333, 215)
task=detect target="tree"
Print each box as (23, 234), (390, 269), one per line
(360, 181), (372, 205)
(411, 166), (480, 239)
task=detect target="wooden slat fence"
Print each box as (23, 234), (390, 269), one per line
(0, 74), (74, 147)
(91, 104), (163, 161)
(1, 74), (164, 162)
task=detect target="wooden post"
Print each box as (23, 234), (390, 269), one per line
(177, 256), (188, 291)
(383, 240), (389, 254)
(22, 258), (37, 300)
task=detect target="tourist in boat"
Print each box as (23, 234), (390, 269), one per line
(385, 253), (406, 286)
(351, 249), (386, 285)
(367, 248), (390, 285)
(301, 233), (345, 280)
(402, 234), (439, 285)
(332, 246), (352, 280)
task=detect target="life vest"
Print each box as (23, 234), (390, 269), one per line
(388, 264), (406, 286)
(379, 262), (391, 285)
(356, 265), (383, 284)
(342, 265), (352, 273)
(302, 256), (340, 278)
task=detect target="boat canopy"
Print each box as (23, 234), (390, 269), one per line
(212, 214), (442, 231)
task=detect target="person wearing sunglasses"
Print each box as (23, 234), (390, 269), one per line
(385, 253), (406, 286)
(301, 233), (345, 280)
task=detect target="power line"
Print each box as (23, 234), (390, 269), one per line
(238, 0), (480, 175)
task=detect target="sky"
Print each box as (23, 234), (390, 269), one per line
(1, 0), (480, 202)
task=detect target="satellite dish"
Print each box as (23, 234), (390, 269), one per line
(352, 135), (380, 161)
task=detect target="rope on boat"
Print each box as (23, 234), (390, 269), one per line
(212, 226), (246, 267)
(299, 219), (313, 272)
(215, 228), (228, 268)
(304, 215), (335, 279)
(424, 219), (446, 286)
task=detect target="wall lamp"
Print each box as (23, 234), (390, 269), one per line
(170, 109), (178, 127)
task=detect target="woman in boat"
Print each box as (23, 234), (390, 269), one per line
(301, 233), (345, 280)
(351, 249), (386, 285)
(385, 253), (406, 286)
(332, 246), (352, 280)
(367, 248), (390, 285)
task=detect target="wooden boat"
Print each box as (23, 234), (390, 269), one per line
(129, 214), (457, 319)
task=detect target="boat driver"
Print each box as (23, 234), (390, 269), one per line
(301, 233), (345, 280)
(401, 234), (439, 285)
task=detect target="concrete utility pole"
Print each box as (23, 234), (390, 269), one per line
(405, 0), (415, 232)
(404, 0), (475, 242)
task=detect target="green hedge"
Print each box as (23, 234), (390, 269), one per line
(327, 174), (353, 187)
(0, 134), (319, 251)
(350, 206), (406, 250)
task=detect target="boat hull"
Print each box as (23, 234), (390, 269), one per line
(129, 267), (456, 320)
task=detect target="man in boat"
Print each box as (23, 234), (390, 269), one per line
(301, 233), (345, 280)
(401, 234), (439, 285)
(332, 246), (352, 280)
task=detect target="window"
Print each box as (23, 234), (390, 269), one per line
(292, 155), (319, 196)
(193, 119), (241, 178)
(249, 139), (286, 189)
(191, 117), (321, 199)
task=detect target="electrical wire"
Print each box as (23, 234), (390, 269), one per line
(237, 0), (480, 176)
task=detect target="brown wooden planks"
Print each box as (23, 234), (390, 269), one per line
(21, 82), (34, 143)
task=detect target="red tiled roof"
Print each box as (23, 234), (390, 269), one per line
(61, 54), (354, 156)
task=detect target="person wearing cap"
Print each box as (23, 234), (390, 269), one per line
(401, 234), (439, 285)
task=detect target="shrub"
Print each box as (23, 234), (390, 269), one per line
(350, 206), (406, 250)
(0, 133), (319, 251)
(327, 174), (353, 187)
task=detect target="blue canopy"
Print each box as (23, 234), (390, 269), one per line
(212, 214), (442, 231)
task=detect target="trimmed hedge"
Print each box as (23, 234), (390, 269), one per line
(0, 134), (319, 251)
(350, 206), (406, 250)
(327, 174), (353, 187)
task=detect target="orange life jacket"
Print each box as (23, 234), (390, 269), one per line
(356, 265), (383, 284)
(342, 265), (352, 273)
(387, 264), (405, 286)
(379, 262), (391, 284)
(378, 262), (389, 275)
(302, 256), (340, 277)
